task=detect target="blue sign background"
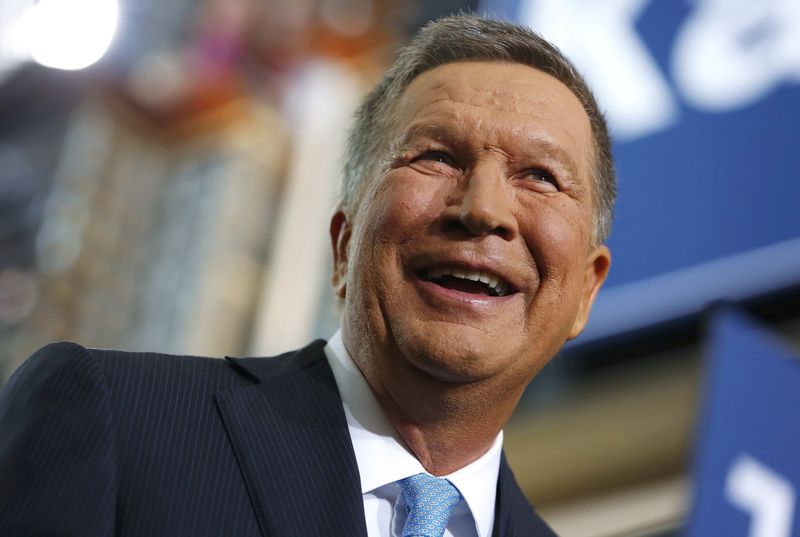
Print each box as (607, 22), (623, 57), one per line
(686, 307), (800, 536)
(480, 0), (800, 342)
(609, 1), (800, 286)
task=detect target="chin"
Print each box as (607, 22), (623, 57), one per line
(392, 321), (515, 384)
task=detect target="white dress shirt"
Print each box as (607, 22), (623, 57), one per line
(324, 330), (502, 537)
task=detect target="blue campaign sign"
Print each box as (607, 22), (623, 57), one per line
(479, 0), (800, 342)
(686, 307), (800, 537)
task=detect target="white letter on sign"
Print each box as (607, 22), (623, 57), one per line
(672, 0), (800, 111)
(725, 454), (796, 537)
(519, 0), (678, 141)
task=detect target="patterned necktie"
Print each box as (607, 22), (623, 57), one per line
(398, 473), (463, 537)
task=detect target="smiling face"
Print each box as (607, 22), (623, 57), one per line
(332, 61), (610, 398)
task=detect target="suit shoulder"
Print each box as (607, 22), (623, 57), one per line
(83, 346), (252, 394)
(3, 342), (100, 398)
(16, 341), (97, 371)
(84, 346), (229, 370)
(4, 342), (249, 399)
(0, 341), (118, 535)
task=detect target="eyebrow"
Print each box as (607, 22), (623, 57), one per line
(397, 122), (582, 178)
(393, 124), (451, 152)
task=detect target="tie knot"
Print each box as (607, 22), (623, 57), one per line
(398, 473), (462, 537)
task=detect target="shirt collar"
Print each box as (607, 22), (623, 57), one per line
(325, 329), (502, 537)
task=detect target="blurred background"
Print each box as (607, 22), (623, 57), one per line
(1, 0), (798, 536)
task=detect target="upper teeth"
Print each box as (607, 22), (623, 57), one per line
(425, 267), (510, 297)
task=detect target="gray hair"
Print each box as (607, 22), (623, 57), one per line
(340, 14), (616, 244)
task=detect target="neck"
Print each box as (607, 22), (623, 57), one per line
(352, 344), (523, 475)
(339, 323), (525, 476)
(374, 387), (513, 476)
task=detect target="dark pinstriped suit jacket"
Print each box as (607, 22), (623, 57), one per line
(0, 340), (558, 536)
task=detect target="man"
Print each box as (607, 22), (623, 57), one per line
(0, 14), (613, 537)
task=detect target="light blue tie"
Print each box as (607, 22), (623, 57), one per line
(398, 473), (463, 537)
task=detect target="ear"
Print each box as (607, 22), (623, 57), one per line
(330, 209), (352, 300)
(568, 245), (611, 340)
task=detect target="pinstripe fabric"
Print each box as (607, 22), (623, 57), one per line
(0, 340), (556, 537)
(216, 343), (367, 536)
(0, 342), (117, 536)
(1, 341), (260, 537)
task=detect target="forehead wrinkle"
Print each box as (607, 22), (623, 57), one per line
(409, 66), (580, 115)
(399, 110), (583, 180)
(393, 62), (593, 189)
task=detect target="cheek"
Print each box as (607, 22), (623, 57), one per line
(371, 173), (446, 241)
(521, 199), (591, 286)
(349, 175), (441, 281)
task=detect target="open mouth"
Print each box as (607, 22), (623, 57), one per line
(420, 267), (513, 297)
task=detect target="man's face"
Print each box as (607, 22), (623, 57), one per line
(331, 61), (610, 395)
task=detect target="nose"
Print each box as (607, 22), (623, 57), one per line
(442, 163), (517, 240)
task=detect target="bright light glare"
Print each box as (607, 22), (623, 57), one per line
(20, 0), (118, 70)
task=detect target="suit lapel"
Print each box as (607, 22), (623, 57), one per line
(492, 453), (516, 537)
(215, 341), (367, 537)
(492, 453), (558, 537)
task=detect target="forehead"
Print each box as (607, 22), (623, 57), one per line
(393, 61), (592, 169)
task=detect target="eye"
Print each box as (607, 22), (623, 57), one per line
(411, 150), (458, 168)
(523, 167), (559, 190)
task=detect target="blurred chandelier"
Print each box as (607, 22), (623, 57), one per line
(0, 0), (118, 79)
